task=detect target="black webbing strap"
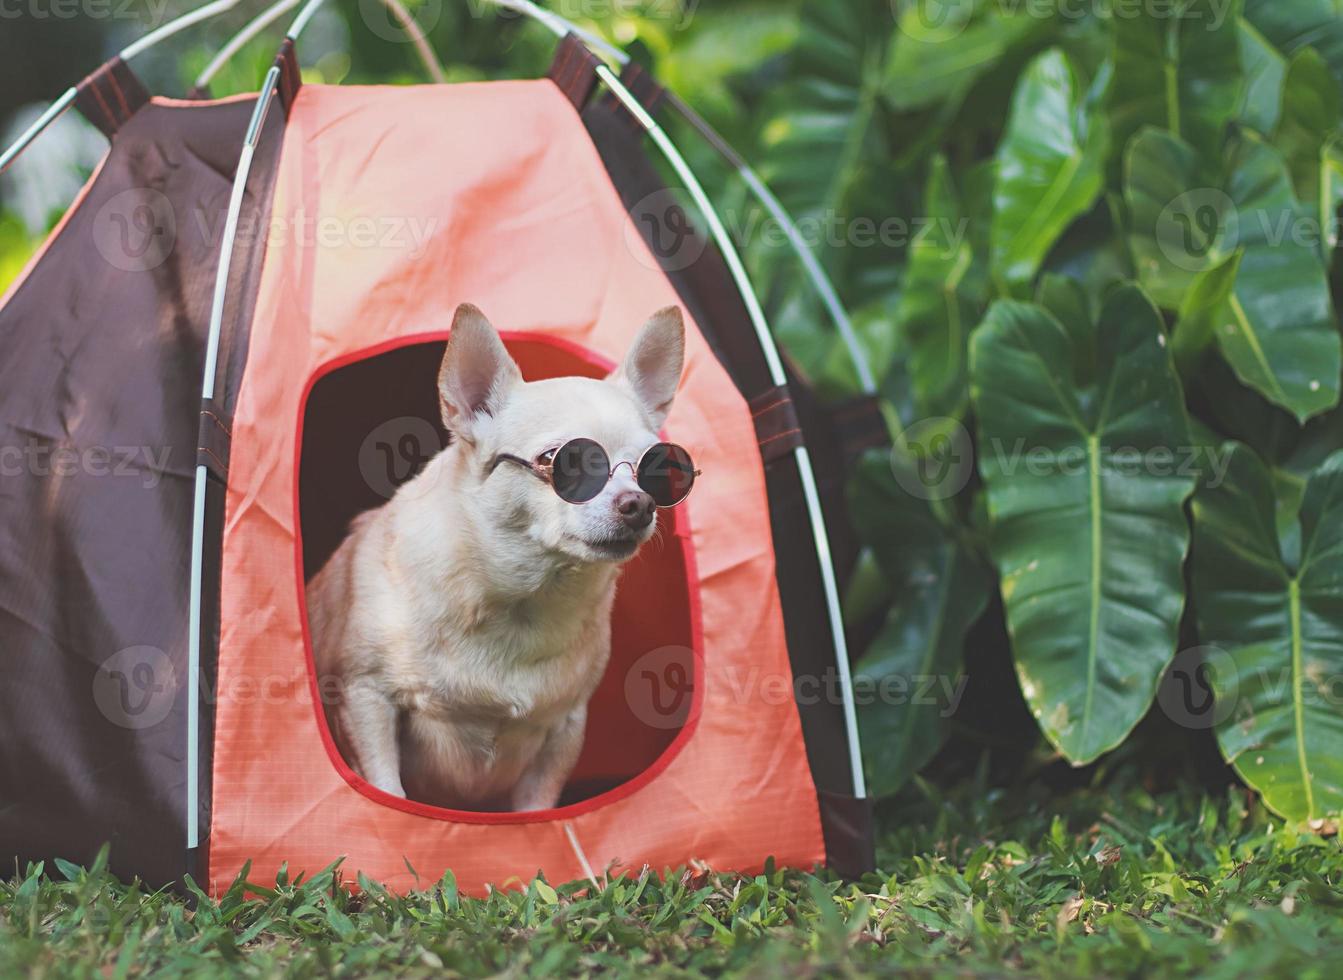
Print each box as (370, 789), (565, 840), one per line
(547, 33), (602, 110)
(74, 57), (151, 138)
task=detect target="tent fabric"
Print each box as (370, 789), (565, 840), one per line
(206, 79), (826, 894)
(0, 87), (283, 885)
(0, 44), (876, 891)
(576, 70), (872, 837)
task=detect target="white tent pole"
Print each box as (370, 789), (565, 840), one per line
(195, 0), (302, 89)
(197, 0), (445, 90)
(186, 62), (280, 851)
(0, 90), (77, 175)
(730, 166), (876, 395)
(0, 0), (248, 175)
(477, 1), (876, 395)
(487, 0), (626, 65)
(120, 0), (246, 61)
(188, 0), (329, 851)
(594, 62), (868, 799)
(476, 1), (870, 794)
(379, 0), (448, 82)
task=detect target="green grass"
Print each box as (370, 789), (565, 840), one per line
(4, 775), (1342, 978)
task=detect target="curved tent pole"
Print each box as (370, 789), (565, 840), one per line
(194, 0), (302, 89)
(480, 1), (876, 394)
(489, 0), (626, 65)
(660, 93), (878, 395)
(593, 64), (867, 799)
(187, 0), (331, 850)
(0, 0), (247, 174)
(473, 0), (870, 794)
(454, 0), (869, 795)
(3, 0), (876, 392)
(196, 0), (446, 89)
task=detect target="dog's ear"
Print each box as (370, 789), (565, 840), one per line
(610, 306), (685, 429)
(439, 303), (522, 443)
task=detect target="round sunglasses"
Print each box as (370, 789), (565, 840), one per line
(493, 438), (700, 507)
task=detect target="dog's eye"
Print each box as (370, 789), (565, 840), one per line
(536, 449), (557, 466)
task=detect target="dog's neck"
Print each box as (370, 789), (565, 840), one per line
(389, 448), (620, 631)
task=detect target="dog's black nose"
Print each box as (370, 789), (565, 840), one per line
(616, 489), (655, 529)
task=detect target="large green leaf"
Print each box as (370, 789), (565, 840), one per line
(1108, 0), (1243, 167)
(849, 451), (992, 796)
(991, 49), (1108, 290)
(1172, 249), (1244, 371)
(1274, 47), (1343, 261)
(749, 0), (905, 393)
(656, 7), (800, 126)
(895, 155), (987, 419)
(1125, 128), (1341, 420)
(1191, 444), (1343, 824)
(969, 285), (1195, 763)
(1239, 17), (1289, 134)
(1243, 0), (1343, 94)
(754, 1), (891, 219)
(1189, 355), (1343, 535)
(883, 0), (1042, 111)
(1038, 197), (1136, 314)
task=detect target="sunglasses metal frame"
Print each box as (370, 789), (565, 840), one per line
(491, 439), (701, 507)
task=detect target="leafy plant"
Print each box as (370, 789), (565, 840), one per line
(737, 0), (1343, 823)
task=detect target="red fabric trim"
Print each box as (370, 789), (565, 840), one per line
(290, 329), (706, 827)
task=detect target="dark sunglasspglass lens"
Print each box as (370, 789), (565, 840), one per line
(551, 438), (611, 503)
(637, 443), (697, 506)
